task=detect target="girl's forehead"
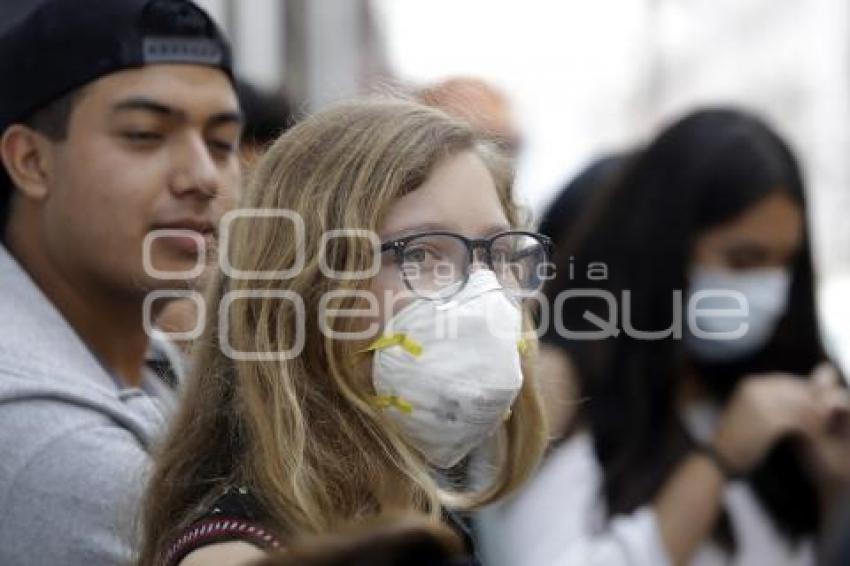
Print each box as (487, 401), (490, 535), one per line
(378, 151), (508, 240)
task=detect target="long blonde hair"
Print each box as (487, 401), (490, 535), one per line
(138, 98), (547, 564)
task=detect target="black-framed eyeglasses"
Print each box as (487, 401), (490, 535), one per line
(380, 230), (553, 300)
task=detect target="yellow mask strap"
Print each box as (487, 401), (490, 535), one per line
(360, 332), (423, 358)
(517, 337), (530, 356)
(373, 394), (414, 414)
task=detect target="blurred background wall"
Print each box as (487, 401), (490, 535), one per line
(194, 0), (850, 367)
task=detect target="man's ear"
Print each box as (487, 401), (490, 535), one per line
(0, 124), (56, 202)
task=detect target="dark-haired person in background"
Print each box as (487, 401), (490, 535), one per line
(536, 153), (627, 250)
(0, 1), (241, 564)
(479, 108), (850, 565)
(235, 80), (293, 165)
(533, 153), (629, 438)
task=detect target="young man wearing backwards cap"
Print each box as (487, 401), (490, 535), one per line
(0, 0), (242, 563)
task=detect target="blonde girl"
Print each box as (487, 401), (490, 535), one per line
(138, 98), (550, 565)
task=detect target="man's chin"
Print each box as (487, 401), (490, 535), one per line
(144, 252), (208, 282)
(133, 266), (206, 298)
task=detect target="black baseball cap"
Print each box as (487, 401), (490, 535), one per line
(0, 0), (234, 221)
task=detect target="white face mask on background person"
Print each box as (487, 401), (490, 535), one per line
(365, 270), (526, 469)
(685, 266), (792, 363)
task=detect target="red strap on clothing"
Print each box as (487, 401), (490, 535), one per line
(164, 516), (282, 565)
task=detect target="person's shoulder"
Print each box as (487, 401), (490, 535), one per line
(0, 421), (152, 564)
(0, 420), (151, 499)
(0, 363), (171, 449)
(0, 378), (140, 444)
(0, 411), (151, 503)
(162, 487), (282, 565)
(178, 541), (266, 566)
(0, 385), (124, 457)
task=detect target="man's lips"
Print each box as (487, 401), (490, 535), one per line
(148, 220), (217, 256)
(151, 219), (217, 236)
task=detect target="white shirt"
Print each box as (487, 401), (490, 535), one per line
(476, 407), (814, 566)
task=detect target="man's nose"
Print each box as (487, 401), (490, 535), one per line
(169, 134), (220, 199)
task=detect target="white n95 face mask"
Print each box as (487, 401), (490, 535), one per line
(685, 266), (792, 363)
(365, 270), (526, 469)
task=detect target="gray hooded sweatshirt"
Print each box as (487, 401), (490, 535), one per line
(0, 246), (181, 565)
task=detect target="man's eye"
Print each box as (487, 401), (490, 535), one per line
(122, 131), (162, 142)
(209, 139), (236, 154)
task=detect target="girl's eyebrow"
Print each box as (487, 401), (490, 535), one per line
(382, 222), (453, 240)
(383, 221), (513, 241)
(481, 222), (513, 237)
